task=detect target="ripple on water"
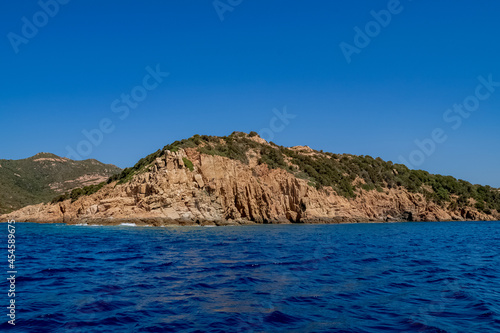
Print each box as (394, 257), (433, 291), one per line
(6, 221), (500, 332)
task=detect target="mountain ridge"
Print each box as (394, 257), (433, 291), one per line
(2, 132), (499, 224)
(0, 153), (122, 214)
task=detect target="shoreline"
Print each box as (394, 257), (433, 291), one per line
(2, 217), (496, 227)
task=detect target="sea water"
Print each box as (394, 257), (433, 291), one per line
(1, 221), (500, 332)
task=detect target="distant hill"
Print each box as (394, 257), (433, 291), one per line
(0, 153), (121, 214)
(3, 132), (499, 225)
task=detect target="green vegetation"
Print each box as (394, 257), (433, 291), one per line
(0, 153), (121, 214)
(197, 134), (258, 164)
(52, 182), (106, 203)
(107, 149), (163, 185)
(182, 157), (194, 171)
(258, 146), (287, 169)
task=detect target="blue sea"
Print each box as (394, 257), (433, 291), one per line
(1, 221), (500, 332)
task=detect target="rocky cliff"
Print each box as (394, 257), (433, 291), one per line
(2, 133), (498, 225)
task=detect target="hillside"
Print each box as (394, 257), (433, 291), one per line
(2, 132), (499, 224)
(0, 153), (121, 214)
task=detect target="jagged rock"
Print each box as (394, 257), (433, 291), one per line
(86, 205), (98, 215)
(194, 174), (205, 188)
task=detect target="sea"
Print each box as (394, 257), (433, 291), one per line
(1, 221), (500, 332)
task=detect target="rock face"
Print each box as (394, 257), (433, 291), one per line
(2, 148), (498, 226)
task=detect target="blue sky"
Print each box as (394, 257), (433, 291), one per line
(1, 0), (499, 186)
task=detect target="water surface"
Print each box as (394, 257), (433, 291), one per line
(1, 221), (500, 332)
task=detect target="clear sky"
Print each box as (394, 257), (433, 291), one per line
(1, 0), (499, 187)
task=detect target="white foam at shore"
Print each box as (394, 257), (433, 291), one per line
(73, 224), (104, 227)
(119, 223), (152, 227)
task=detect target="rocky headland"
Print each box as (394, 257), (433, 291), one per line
(2, 132), (499, 225)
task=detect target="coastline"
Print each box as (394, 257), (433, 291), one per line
(2, 217), (496, 227)
(2, 143), (499, 225)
